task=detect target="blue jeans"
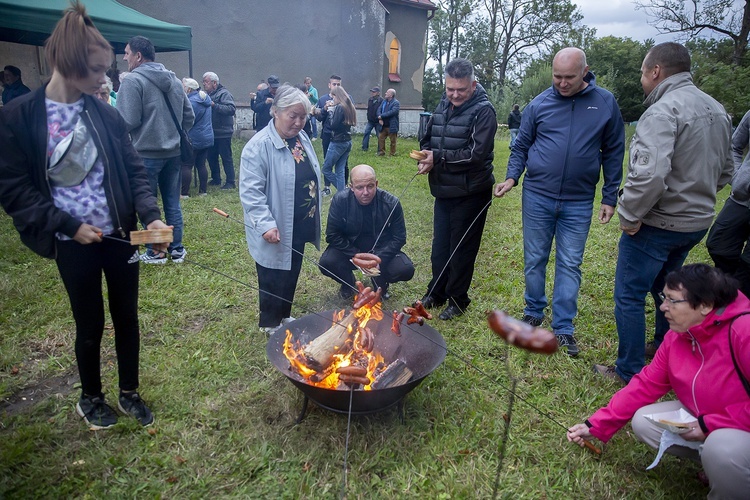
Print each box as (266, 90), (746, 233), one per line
(509, 128), (519, 148)
(322, 140), (351, 192)
(614, 224), (706, 381)
(311, 117), (318, 139)
(361, 121), (381, 150)
(142, 156), (184, 253)
(522, 189), (593, 336)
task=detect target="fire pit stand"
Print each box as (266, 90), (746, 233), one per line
(293, 392), (407, 424)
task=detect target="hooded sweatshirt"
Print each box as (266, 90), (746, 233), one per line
(116, 62), (194, 159)
(587, 292), (750, 442)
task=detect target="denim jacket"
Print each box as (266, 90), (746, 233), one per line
(239, 122), (321, 270)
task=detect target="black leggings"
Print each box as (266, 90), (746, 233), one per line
(56, 238), (141, 396)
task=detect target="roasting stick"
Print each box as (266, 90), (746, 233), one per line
(367, 171), (419, 254)
(341, 385), (355, 497)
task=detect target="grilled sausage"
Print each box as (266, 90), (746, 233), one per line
(352, 287), (374, 309)
(336, 365), (368, 377)
(406, 315), (425, 326)
(391, 311), (402, 335)
(392, 311), (403, 334)
(339, 374), (370, 386)
(487, 310), (558, 355)
(365, 287), (383, 308)
(352, 253), (382, 269)
(412, 300), (433, 320)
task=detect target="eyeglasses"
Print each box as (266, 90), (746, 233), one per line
(658, 292), (688, 305)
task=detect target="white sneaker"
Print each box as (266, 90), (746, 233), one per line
(281, 317), (296, 325)
(140, 251), (168, 264)
(170, 248), (187, 264)
(260, 324), (282, 336)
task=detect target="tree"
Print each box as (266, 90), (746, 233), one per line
(427, 0), (477, 85)
(696, 62), (750, 122)
(634, 0), (750, 65)
(584, 37), (652, 122)
(421, 67), (444, 112)
(462, 0), (583, 89)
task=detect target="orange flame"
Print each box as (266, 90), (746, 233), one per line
(283, 299), (386, 390)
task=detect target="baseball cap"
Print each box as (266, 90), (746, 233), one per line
(370, 86), (381, 92)
(268, 75), (280, 88)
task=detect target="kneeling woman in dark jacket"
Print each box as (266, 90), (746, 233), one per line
(0, 1), (169, 430)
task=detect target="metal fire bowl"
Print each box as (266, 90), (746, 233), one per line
(266, 309), (447, 414)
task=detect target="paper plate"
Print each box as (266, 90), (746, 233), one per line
(643, 408), (697, 435)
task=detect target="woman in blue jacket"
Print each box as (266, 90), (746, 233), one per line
(181, 78), (214, 197)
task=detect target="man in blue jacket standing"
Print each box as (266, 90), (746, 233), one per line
(495, 47), (625, 356)
(377, 88), (400, 156)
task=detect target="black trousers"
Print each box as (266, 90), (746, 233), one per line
(207, 136), (235, 185)
(706, 197), (750, 297)
(426, 190), (492, 307)
(56, 238), (141, 396)
(318, 247), (414, 292)
(255, 239), (306, 328)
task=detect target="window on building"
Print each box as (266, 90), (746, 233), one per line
(388, 37), (401, 81)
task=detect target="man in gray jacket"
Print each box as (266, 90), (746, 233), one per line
(117, 35), (194, 264)
(598, 42), (734, 384)
(707, 109), (750, 297)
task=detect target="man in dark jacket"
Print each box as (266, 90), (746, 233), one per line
(118, 36), (194, 264)
(2, 65), (31, 104)
(362, 86), (382, 151)
(415, 58), (497, 321)
(494, 47), (625, 356)
(377, 88), (400, 156)
(202, 71), (236, 189)
(319, 164), (414, 299)
(507, 104), (522, 149)
(251, 75), (279, 132)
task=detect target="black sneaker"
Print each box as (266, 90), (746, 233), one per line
(77, 393), (118, 430)
(419, 296), (446, 309)
(438, 304), (464, 321)
(118, 391), (154, 426)
(556, 334), (579, 357)
(220, 183), (236, 190)
(209, 179), (222, 186)
(521, 314), (543, 327)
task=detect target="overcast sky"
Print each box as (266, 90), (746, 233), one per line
(574, 0), (667, 42)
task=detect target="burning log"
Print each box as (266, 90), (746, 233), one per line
(371, 359), (413, 389)
(302, 311), (358, 370)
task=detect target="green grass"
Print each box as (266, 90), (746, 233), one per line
(0, 130), (722, 498)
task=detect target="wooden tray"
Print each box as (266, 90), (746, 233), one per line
(129, 229), (173, 245)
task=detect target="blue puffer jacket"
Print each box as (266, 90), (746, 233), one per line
(187, 90), (214, 150)
(506, 73), (625, 206)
